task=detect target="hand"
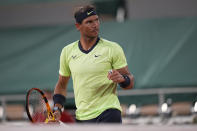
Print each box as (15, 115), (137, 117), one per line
(53, 110), (61, 121)
(107, 69), (125, 83)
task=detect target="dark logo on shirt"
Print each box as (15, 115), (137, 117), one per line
(94, 54), (101, 57)
(72, 55), (77, 59)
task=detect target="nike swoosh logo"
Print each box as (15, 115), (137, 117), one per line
(72, 55), (77, 59)
(87, 11), (93, 15)
(94, 54), (101, 57)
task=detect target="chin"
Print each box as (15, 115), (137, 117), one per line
(88, 34), (99, 38)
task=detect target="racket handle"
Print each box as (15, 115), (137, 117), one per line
(45, 118), (49, 123)
(44, 117), (55, 124)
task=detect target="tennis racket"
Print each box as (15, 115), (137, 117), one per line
(25, 88), (55, 123)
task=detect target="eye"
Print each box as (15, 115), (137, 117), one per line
(87, 21), (92, 24)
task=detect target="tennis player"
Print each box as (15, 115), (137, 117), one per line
(52, 5), (134, 123)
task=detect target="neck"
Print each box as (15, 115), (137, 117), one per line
(80, 36), (98, 51)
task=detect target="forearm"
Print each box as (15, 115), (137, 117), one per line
(54, 75), (69, 94)
(54, 82), (67, 97)
(53, 75), (70, 108)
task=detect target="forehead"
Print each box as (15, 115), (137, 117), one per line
(83, 15), (99, 23)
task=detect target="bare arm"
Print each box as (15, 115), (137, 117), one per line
(48, 75), (70, 122)
(107, 66), (134, 90)
(54, 75), (70, 108)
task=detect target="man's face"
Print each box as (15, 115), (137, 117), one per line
(77, 15), (100, 38)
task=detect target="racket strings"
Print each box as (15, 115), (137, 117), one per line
(28, 90), (47, 122)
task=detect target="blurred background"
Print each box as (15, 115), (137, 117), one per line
(0, 0), (197, 125)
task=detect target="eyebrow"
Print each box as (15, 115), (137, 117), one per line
(86, 17), (99, 23)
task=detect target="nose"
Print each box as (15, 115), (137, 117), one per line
(92, 20), (99, 28)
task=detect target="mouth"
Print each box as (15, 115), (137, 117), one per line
(92, 29), (99, 33)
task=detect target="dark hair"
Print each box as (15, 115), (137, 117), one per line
(74, 5), (96, 23)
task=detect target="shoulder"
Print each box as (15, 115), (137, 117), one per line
(99, 38), (123, 50)
(61, 40), (78, 53)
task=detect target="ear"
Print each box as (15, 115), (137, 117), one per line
(75, 23), (81, 31)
